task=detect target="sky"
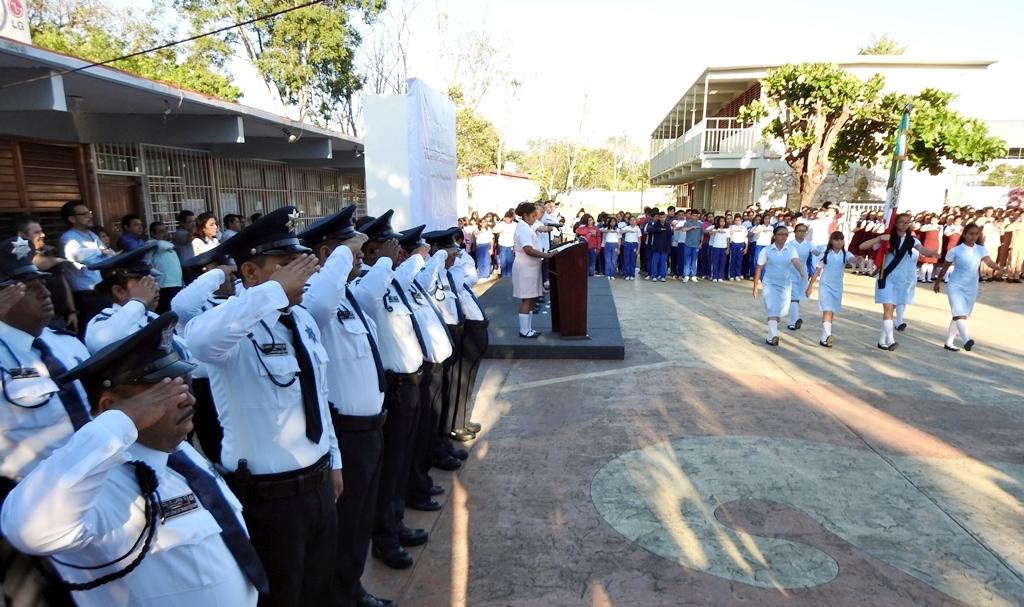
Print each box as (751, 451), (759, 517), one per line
(107, 0), (1024, 151)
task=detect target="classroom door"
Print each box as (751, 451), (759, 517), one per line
(97, 175), (143, 243)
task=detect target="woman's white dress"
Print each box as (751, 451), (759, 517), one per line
(512, 220), (543, 299)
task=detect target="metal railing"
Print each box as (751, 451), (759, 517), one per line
(650, 118), (762, 178)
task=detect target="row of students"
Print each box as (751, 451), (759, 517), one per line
(0, 206), (492, 607)
(752, 214), (1007, 351)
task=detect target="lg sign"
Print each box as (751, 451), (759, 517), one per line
(9, 0), (23, 19)
(0, 0), (31, 43)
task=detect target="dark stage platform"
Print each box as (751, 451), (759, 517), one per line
(478, 276), (625, 360)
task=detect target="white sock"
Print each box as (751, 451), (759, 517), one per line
(789, 302), (800, 326)
(895, 305), (906, 326)
(519, 313), (531, 334)
(946, 320), (958, 347)
(883, 319), (895, 345)
(768, 320), (778, 338)
(822, 322), (832, 341)
(955, 319), (970, 342)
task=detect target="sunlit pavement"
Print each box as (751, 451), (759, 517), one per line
(364, 273), (1024, 606)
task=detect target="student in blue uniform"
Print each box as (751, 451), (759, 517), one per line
(806, 231), (848, 348)
(932, 223), (1006, 352)
(860, 213), (939, 351)
(785, 223), (818, 331)
(753, 225), (805, 346)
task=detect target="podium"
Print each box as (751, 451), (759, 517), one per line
(548, 241), (588, 339)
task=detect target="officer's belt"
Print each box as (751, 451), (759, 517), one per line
(330, 409), (387, 432)
(225, 453), (330, 502)
(420, 361), (444, 373)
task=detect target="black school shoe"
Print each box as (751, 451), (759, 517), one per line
(896, 322), (907, 332)
(963, 339), (975, 351)
(371, 544), (414, 570)
(766, 336), (780, 347)
(430, 455), (462, 471)
(820, 335), (833, 348)
(943, 344), (960, 352)
(398, 526), (429, 547)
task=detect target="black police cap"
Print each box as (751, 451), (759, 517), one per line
(57, 312), (196, 396)
(357, 209), (396, 242)
(86, 241), (157, 279)
(298, 205), (360, 246)
(396, 225), (426, 250)
(423, 227), (461, 248)
(0, 236), (49, 283)
(222, 206), (311, 265)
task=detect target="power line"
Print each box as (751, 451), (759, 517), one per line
(0, 0), (326, 91)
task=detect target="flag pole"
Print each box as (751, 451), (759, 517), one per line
(874, 104), (913, 276)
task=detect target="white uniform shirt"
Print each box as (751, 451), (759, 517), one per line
(494, 221), (517, 247)
(418, 253), (461, 327)
(0, 323), (90, 481)
(620, 226), (641, 243)
(303, 246), (385, 417)
(753, 225), (774, 246)
(351, 254), (424, 374)
(602, 228), (621, 244)
(728, 225), (748, 245)
(84, 301), (189, 356)
(450, 263), (485, 322)
(185, 281), (340, 474)
(408, 252), (454, 363)
(707, 227), (729, 248)
(1, 411), (257, 607)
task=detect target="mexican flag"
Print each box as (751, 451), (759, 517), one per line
(875, 105), (912, 271)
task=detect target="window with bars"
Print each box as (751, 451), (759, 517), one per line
(141, 145), (215, 230)
(94, 144), (143, 174)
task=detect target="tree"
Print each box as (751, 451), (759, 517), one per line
(29, 0), (240, 99)
(984, 165), (1024, 187)
(738, 63), (1007, 207)
(858, 34), (906, 56)
(175, 0), (385, 126)
(449, 86), (500, 178)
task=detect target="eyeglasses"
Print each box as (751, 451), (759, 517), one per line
(73, 210), (94, 217)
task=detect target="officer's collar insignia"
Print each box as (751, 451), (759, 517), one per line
(10, 237), (31, 260)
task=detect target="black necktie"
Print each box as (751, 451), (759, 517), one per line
(345, 288), (387, 393)
(277, 313), (324, 444)
(31, 338), (90, 430)
(446, 273), (466, 323)
(391, 280), (428, 358)
(167, 451), (270, 594)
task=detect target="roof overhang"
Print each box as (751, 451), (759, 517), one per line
(651, 57), (998, 140)
(0, 37), (363, 168)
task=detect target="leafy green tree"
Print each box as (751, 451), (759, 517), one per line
(29, 0), (240, 99)
(175, 0), (385, 126)
(739, 63), (1007, 207)
(449, 86), (499, 178)
(858, 34), (906, 56)
(984, 164), (1024, 187)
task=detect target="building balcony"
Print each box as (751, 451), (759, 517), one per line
(649, 118), (768, 186)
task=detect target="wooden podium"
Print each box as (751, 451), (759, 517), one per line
(548, 241), (588, 339)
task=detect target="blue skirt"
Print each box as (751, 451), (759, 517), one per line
(762, 282), (792, 318)
(790, 275), (809, 302)
(947, 285), (977, 317)
(817, 281), (843, 313)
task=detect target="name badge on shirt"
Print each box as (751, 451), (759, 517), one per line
(259, 343), (289, 356)
(411, 290), (425, 305)
(8, 367), (41, 380)
(160, 493), (200, 522)
(337, 308), (355, 321)
(387, 295), (401, 304)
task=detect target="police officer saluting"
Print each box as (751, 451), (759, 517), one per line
(299, 205), (397, 607)
(1, 313), (269, 606)
(350, 211), (429, 570)
(185, 206), (341, 607)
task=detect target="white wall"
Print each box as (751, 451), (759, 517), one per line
(363, 94), (411, 223)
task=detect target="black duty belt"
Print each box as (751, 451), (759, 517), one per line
(225, 453), (330, 502)
(331, 409), (387, 432)
(421, 361), (444, 373)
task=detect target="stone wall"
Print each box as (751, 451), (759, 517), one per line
(757, 161), (888, 209)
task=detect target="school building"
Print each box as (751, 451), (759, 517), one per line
(648, 57), (1019, 213)
(0, 36), (365, 241)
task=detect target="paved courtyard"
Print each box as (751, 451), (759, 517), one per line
(365, 273), (1024, 606)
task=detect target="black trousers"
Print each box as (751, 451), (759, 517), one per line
(438, 324), (464, 440)
(454, 320), (489, 431)
(245, 477), (337, 607)
(190, 377), (223, 464)
(406, 363), (443, 505)
(332, 423), (384, 607)
(373, 371), (421, 550)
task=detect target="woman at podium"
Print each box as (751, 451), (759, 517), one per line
(513, 202), (555, 338)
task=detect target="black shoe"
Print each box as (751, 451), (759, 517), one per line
(519, 330), (541, 338)
(888, 342), (898, 351)
(429, 484), (445, 496)
(407, 498), (442, 512)
(430, 455), (462, 471)
(354, 593), (397, 607)
(794, 318), (803, 330)
(766, 336), (779, 347)
(398, 527), (429, 547)
(820, 336), (833, 348)
(895, 322), (907, 332)
(371, 544), (414, 570)
(944, 344), (960, 352)
(447, 445), (469, 461)
(450, 428), (475, 442)
(877, 343), (891, 351)
(464, 421), (482, 433)
(963, 339), (974, 352)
